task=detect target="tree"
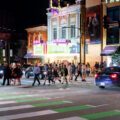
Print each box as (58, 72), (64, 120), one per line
(112, 47), (120, 65)
(0, 47), (4, 64)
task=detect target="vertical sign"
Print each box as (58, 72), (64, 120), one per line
(3, 49), (5, 57)
(10, 49), (13, 57)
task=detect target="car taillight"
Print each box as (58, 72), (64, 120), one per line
(110, 74), (118, 79)
(95, 73), (98, 78)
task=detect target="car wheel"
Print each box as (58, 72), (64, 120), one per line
(25, 73), (29, 78)
(99, 86), (105, 89)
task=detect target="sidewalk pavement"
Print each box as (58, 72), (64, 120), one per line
(70, 76), (95, 86)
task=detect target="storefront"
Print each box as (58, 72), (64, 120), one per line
(101, 46), (119, 67)
(25, 26), (47, 64)
(45, 43), (80, 64)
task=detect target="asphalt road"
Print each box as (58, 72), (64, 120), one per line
(0, 77), (120, 120)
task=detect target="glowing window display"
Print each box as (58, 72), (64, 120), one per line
(47, 44), (78, 54)
(34, 44), (43, 55)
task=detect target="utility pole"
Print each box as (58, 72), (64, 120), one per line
(80, 0), (86, 64)
(101, 0), (104, 63)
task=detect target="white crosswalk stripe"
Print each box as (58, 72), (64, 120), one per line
(0, 110), (58, 120)
(0, 105), (34, 112)
(57, 117), (87, 120)
(0, 101), (16, 105)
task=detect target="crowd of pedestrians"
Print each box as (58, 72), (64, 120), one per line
(32, 62), (91, 86)
(0, 61), (107, 86)
(1, 63), (23, 86)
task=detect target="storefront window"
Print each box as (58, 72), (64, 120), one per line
(105, 0), (120, 3)
(107, 27), (119, 45)
(71, 25), (76, 38)
(61, 27), (66, 39)
(53, 28), (57, 40)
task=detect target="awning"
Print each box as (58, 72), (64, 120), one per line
(101, 46), (118, 56)
(24, 53), (43, 58)
(24, 53), (33, 58)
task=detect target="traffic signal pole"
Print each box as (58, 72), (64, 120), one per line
(101, 0), (104, 63)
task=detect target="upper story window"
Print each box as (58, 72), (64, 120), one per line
(71, 25), (76, 38)
(53, 28), (57, 40)
(105, 0), (120, 3)
(61, 27), (66, 39)
(107, 6), (119, 22)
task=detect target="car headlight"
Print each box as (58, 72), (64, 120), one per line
(0, 70), (3, 74)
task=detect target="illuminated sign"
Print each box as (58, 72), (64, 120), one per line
(34, 43), (79, 55)
(47, 44), (78, 54)
(53, 40), (71, 44)
(33, 45), (43, 55)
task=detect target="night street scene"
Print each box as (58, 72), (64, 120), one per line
(0, 0), (120, 120)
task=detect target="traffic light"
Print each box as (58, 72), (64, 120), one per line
(104, 16), (110, 29)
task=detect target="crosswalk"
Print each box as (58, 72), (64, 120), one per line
(0, 91), (120, 120)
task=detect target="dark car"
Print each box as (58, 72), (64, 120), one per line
(95, 66), (120, 88)
(25, 66), (45, 79)
(21, 64), (31, 74)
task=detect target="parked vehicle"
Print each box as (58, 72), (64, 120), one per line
(95, 66), (120, 88)
(21, 64), (32, 75)
(25, 66), (45, 79)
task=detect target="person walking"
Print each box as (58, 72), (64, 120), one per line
(32, 63), (40, 86)
(13, 64), (22, 86)
(2, 63), (11, 86)
(81, 63), (86, 82)
(9, 64), (14, 85)
(71, 63), (76, 81)
(16, 64), (23, 85)
(47, 67), (55, 85)
(86, 62), (90, 77)
(94, 62), (99, 73)
(75, 63), (82, 81)
(67, 63), (72, 82)
(62, 65), (68, 84)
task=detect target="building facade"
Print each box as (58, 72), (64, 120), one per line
(102, 0), (120, 66)
(25, 26), (47, 64)
(46, 0), (80, 64)
(83, 0), (120, 67)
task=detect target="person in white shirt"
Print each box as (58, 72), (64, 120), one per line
(67, 63), (72, 82)
(81, 63), (86, 82)
(32, 63), (40, 86)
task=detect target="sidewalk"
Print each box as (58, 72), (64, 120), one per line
(70, 76), (95, 86)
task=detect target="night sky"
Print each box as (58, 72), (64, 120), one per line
(0, 0), (75, 31)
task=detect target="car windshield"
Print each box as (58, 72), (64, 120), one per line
(103, 67), (120, 73)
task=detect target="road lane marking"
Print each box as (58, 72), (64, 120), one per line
(53, 105), (93, 113)
(0, 94), (45, 100)
(86, 104), (108, 108)
(0, 95), (28, 100)
(32, 101), (70, 107)
(0, 110), (57, 120)
(15, 97), (48, 103)
(0, 93), (14, 96)
(0, 105), (34, 112)
(57, 117), (87, 120)
(81, 110), (120, 120)
(0, 101), (16, 105)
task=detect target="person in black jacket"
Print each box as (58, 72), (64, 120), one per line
(2, 63), (11, 86)
(62, 65), (68, 84)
